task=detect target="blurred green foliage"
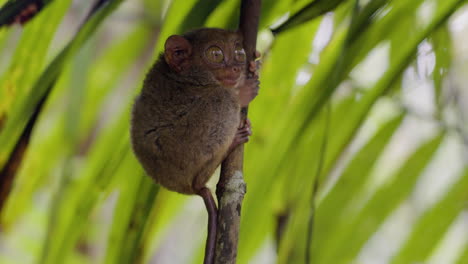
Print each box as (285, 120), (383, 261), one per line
(0, 0), (467, 263)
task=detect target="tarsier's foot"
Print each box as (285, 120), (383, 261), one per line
(228, 119), (252, 153)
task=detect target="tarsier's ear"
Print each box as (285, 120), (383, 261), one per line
(164, 35), (192, 72)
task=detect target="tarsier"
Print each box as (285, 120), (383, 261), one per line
(130, 28), (259, 264)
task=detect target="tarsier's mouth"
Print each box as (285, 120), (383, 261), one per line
(217, 75), (240, 87)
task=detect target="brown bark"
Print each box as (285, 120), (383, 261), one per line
(214, 0), (261, 263)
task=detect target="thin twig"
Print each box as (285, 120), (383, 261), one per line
(214, 1), (261, 263)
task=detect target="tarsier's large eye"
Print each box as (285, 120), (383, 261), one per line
(205, 46), (224, 63)
(234, 44), (246, 63)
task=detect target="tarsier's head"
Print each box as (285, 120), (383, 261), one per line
(164, 28), (247, 88)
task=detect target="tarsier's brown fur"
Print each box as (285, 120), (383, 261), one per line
(131, 28), (257, 194)
(130, 28), (258, 264)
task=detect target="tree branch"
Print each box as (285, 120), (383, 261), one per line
(214, 1), (261, 263)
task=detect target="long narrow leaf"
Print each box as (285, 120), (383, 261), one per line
(391, 168), (468, 264)
(316, 134), (445, 264)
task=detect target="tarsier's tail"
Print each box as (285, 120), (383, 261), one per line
(198, 187), (217, 264)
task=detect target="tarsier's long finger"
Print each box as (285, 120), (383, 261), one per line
(249, 61), (260, 77)
(238, 137), (249, 144)
(234, 128), (250, 142)
(238, 133), (250, 140)
(238, 127), (251, 136)
(245, 118), (252, 128)
(240, 118), (252, 133)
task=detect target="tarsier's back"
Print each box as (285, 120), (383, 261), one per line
(130, 29), (247, 195)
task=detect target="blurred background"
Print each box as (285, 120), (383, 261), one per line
(0, 0), (467, 263)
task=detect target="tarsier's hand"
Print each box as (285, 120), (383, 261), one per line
(239, 51), (261, 107)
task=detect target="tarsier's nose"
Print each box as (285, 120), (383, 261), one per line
(231, 65), (240, 73)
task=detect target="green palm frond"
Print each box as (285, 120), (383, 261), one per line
(0, 0), (466, 263)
